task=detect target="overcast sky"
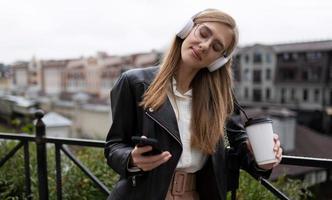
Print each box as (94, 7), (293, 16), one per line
(1, 0), (332, 64)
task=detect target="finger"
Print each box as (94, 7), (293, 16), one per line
(276, 147), (283, 160)
(139, 154), (172, 171)
(139, 154), (171, 171)
(136, 151), (171, 165)
(131, 146), (153, 164)
(134, 145), (153, 155)
(274, 139), (281, 151)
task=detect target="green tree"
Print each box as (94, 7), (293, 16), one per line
(232, 171), (313, 200)
(0, 141), (118, 200)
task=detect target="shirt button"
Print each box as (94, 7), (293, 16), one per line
(148, 107), (154, 112)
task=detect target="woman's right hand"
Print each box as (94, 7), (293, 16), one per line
(130, 145), (172, 171)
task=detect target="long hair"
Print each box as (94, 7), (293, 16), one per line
(140, 9), (238, 154)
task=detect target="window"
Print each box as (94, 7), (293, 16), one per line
(281, 88), (286, 103)
(291, 88), (296, 101)
(266, 69), (271, 80)
(266, 88), (271, 100)
(253, 52), (262, 63)
(303, 89), (308, 101)
(244, 68), (250, 81)
(302, 70), (309, 81)
(283, 53), (290, 61)
(314, 89), (320, 102)
(245, 54), (249, 63)
(292, 53), (298, 60)
(329, 68), (332, 80)
(253, 70), (262, 83)
(244, 87), (249, 99)
(266, 53), (271, 63)
(253, 89), (262, 102)
(280, 69), (295, 81)
(306, 52), (322, 61)
(311, 69), (321, 81)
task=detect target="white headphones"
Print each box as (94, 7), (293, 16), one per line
(176, 12), (237, 72)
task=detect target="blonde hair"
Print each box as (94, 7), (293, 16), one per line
(140, 9), (238, 154)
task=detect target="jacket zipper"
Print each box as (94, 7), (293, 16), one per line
(132, 176), (136, 187)
(145, 112), (182, 146)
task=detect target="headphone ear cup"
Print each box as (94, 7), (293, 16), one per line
(207, 57), (230, 72)
(208, 49), (236, 72)
(176, 19), (194, 39)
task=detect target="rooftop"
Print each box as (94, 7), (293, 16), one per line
(272, 40), (332, 53)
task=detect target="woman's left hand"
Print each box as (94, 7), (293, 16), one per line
(257, 133), (283, 170)
(246, 133), (283, 170)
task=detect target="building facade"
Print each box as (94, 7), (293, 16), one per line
(235, 40), (332, 133)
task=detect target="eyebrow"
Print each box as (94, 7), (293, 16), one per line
(203, 24), (226, 51)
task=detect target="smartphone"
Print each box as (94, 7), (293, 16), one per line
(131, 136), (162, 156)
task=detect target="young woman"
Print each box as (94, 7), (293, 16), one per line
(104, 8), (282, 200)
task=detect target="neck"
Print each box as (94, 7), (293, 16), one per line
(175, 61), (200, 94)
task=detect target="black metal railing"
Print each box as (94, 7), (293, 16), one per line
(0, 110), (110, 200)
(1, 110), (332, 200)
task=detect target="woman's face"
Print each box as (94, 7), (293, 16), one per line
(180, 21), (234, 70)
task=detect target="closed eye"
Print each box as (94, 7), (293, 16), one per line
(212, 42), (224, 53)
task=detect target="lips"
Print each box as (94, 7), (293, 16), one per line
(191, 47), (202, 61)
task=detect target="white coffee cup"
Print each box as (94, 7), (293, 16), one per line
(244, 118), (277, 165)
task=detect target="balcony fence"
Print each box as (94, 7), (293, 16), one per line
(1, 110), (332, 200)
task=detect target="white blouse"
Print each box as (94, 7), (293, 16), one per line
(167, 78), (207, 173)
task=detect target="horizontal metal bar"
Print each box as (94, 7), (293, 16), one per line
(0, 141), (24, 168)
(0, 133), (105, 147)
(60, 145), (111, 195)
(0, 133), (35, 141)
(45, 137), (105, 147)
(281, 155), (332, 168)
(260, 178), (290, 200)
(2, 133), (332, 169)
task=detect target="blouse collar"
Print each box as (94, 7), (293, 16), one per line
(172, 77), (192, 99)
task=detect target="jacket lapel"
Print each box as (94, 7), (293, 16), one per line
(145, 96), (182, 146)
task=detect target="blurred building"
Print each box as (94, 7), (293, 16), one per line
(41, 59), (70, 97)
(10, 61), (29, 95)
(234, 44), (276, 105)
(235, 40), (332, 133)
(0, 63), (11, 93)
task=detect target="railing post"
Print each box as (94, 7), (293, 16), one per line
(35, 110), (49, 200)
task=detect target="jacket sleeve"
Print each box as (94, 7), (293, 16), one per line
(226, 111), (272, 180)
(104, 73), (142, 178)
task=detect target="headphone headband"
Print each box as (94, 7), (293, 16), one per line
(176, 11), (237, 72)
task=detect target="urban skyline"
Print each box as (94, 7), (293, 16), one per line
(1, 0), (332, 63)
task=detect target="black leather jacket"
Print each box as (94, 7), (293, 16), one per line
(104, 66), (271, 200)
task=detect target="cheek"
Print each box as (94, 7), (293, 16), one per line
(181, 40), (191, 60)
(180, 46), (192, 64)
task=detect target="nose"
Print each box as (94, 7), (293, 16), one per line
(198, 39), (212, 52)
